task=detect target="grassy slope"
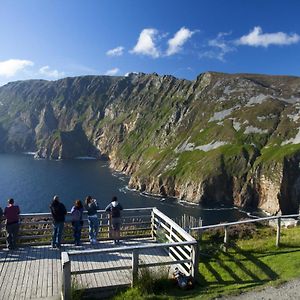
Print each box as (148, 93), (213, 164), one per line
(114, 226), (300, 300)
(195, 227), (300, 299)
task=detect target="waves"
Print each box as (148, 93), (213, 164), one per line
(23, 152), (36, 155)
(75, 156), (97, 160)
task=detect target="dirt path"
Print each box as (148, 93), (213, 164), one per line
(216, 278), (300, 300)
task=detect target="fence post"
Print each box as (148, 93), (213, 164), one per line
(191, 242), (200, 283)
(108, 213), (111, 239)
(223, 225), (229, 252)
(276, 217), (281, 247)
(132, 249), (139, 287)
(61, 252), (71, 300)
(224, 225), (229, 244)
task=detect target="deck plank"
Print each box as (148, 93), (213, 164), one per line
(13, 248), (27, 300)
(0, 238), (179, 299)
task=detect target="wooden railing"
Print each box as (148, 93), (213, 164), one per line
(61, 208), (198, 300)
(190, 213), (300, 248)
(152, 207), (199, 277)
(0, 207), (153, 247)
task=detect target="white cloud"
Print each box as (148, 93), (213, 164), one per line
(131, 28), (160, 58)
(0, 59), (34, 77)
(166, 27), (194, 56)
(237, 26), (300, 47)
(105, 68), (120, 76)
(204, 32), (235, 61)
(106, 46), (124, 57)
(39, 66), (65, 78)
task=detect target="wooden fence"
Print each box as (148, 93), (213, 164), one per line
(152, 208), (199, 276)
(0, 207), (153, 247)
(61, 207), (198, 300)
(190, 213), (300, 248)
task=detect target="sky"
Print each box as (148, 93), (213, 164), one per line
(1, 0), (300, 86)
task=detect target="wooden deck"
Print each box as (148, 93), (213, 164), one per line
(0, 238), (173, 300)
(0, 208), (199, 300)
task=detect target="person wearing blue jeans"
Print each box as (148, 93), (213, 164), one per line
(85, 196), (99, 244)
(50, 195), (67, 248)
(52, 221), (64, 248)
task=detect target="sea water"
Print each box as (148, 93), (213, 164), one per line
(0, 153), (249, 225)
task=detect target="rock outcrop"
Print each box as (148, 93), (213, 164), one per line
(1, 72), (300, 214)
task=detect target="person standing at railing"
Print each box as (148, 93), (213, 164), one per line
(4, 198), (20, 250)
(50, 195), (67, 249)
(71, 200), (84, 246)
(85, 196), (99, 244)
(105, 196), (123, 245)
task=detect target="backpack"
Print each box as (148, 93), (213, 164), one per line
(72, 208), (81, 221)
(111, 205), (121, 218)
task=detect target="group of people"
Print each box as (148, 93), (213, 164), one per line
(0, 195), (123, 250)
(49, 195), (123, 248)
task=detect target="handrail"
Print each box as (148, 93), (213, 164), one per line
(190, 213), (300, 231)
(190, 213), (300, 249)
(67, 240), (197, 256)
(19, 207), (154, 218)
(153, 207), (195, 242)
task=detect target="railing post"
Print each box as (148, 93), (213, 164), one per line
(223, 225), (229, 251)
(61, 252), (71, 300)
(191, 243), (200, 283)
(132, 249), (139, 287)
(108, 213), (111, 239)
(276, 217), (281, 247)
(224, 225), (229, 244)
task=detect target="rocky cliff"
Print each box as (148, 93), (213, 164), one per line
(1, 72), (300, 214)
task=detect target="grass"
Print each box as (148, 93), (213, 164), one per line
(112, 225), (300, 300)
(71, 278), (85, 300)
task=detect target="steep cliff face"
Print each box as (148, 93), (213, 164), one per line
(1, 72), (300, 214)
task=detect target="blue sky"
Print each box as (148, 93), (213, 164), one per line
(1, 0), (300, 86)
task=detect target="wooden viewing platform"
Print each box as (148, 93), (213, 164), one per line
(0, 207), (199, 300)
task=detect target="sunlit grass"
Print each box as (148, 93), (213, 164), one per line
(113, 226), (300, 300)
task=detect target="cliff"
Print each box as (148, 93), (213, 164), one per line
(1, 72), (300, 214)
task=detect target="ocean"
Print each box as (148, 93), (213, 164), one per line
(0, 153), (250, 225)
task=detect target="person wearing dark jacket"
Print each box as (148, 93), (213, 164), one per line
(4, 198), (20, 250)
(105, 196), (123, 244)
(71, 200), (84, 246)
(50, 195), (67, 248)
